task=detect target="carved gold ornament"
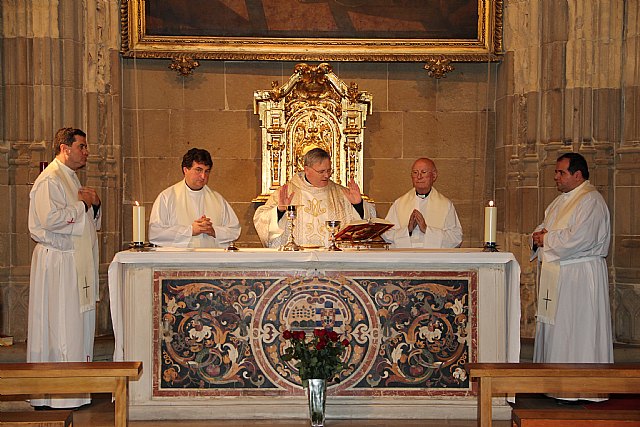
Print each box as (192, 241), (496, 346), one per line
(254, 63), (372, 203)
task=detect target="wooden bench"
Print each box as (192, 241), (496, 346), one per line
(512, 408), (640, 427)
(467, 363), (640, 427)
(0, 362), (142, 427)
(0, 410), (73, 426)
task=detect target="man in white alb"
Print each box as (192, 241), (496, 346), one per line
(531, 152), (612, 402)
(253, 147), (376, 248)
(149, 148), (241, 248)
(28, 127), (101, 409)
(383, 157), (462, 248)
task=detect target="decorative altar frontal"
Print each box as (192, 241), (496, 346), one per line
(108, 249), (521, 420)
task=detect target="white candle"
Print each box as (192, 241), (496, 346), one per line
(484, 200), (497, 243)
(133, 202), (145, 243)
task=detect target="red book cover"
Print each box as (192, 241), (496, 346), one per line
(334, 218), (393, 242)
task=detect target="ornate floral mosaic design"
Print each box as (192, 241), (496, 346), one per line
(153, 270), (476, 397)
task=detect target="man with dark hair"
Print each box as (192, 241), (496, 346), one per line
(530, 152), (612, 402)
(149, 148), (241, 248)
(254, 147), (376, 248)
(28, 127), (101, 409)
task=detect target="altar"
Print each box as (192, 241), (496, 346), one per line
(108, 248), (521, 421)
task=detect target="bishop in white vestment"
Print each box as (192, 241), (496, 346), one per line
(254, 148), (375, 248)
(530, 153), (612, 399)
(28, 128), (101, 409)
(383, 158), (462, 248)
(149, 148), (241, 248)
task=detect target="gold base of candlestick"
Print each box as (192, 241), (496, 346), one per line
(483, 242), (499, 252)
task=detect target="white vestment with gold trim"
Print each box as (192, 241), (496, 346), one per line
(253, 172), (376, 248)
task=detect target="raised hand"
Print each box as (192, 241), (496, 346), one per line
(277, 184), (295, 211)
(342, 178), (362, 204)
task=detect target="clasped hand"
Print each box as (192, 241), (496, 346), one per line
(408, 209), (427, 234)
(77, 187), (100, 207)
(192, 215), (215, 237)
(532, 229), (547, 247)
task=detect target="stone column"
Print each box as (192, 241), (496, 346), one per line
(499, 0), (638, 344)
(0, 0), (121, 341)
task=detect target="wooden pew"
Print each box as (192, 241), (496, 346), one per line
(0, 362), (142, 427)
(0, 410), (73, 426)
(467, 363), (640, 427)
(512, 408), (640, 426)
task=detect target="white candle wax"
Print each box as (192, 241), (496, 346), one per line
(484, 201), (497, 243)
(133, 203), (145, 243)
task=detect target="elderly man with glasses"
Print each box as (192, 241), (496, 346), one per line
(254, 147), (376, 248)
(383, 157), (462, 248)
(149, 148), (241, 248)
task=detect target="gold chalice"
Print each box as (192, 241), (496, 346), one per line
(280, 205), (301, 251)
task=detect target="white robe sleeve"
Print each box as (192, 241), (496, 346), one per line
(30, 177), (87, 241)
(363, 200), (376, 220)
(383, 198), (461, 248)
(422, 203), (463, 248)
(148, 192), (194, 247)
(211, 196), (241, 245)
(541, 194), (610, 263)
(253, 192), (287, 248)
(383, 200), (412, 248)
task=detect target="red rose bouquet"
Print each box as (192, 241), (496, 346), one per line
(281, 328), (349, 381)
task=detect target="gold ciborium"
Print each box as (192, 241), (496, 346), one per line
(280, 205), (301, 251)
(325, 220), (342, 251)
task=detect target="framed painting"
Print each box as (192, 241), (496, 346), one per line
(120, 0), (503, 62)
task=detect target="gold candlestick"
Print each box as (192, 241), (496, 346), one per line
(280, 205), (301, 251)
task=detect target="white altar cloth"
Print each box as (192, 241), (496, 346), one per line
(107, 248), (521, 420)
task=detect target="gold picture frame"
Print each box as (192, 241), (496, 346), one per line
(121, 0), (503, 63)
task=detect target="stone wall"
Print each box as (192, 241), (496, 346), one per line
(121, 60), (496, 249)
(498, 0), (640, 343)
(2, 0), (638, 347)
(0, 0), (121, 341)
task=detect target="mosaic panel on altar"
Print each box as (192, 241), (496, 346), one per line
(152, 269), (477, 398)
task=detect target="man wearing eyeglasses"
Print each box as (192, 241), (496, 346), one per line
(383, 157), (462, 248)
(254, 147), (376, 248)
(149, 148), (241, 248)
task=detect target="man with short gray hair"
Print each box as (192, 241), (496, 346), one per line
(254, 147), (376, 248)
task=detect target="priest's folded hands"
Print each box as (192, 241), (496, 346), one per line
(192, 215), (215, 237)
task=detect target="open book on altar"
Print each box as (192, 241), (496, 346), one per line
(334, 218), (393, 243)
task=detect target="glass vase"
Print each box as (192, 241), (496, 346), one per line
(306, 378), (326, 427)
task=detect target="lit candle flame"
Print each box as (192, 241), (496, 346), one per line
(488, 200), (494, 207)
(134, 200), (139, 206)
